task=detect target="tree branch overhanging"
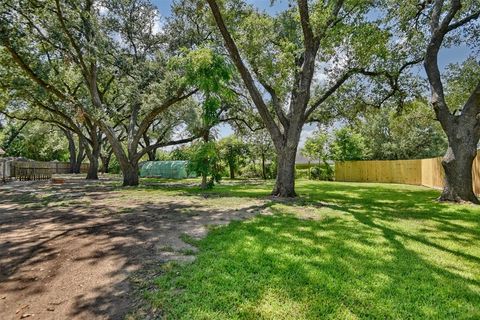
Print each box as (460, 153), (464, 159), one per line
(205, 0), (283, 145)
(134, 135), (198, 162)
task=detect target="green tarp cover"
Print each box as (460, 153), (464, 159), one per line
(139, 160), (195, 179)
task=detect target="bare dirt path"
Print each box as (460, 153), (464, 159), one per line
(0, 177), (264, 320)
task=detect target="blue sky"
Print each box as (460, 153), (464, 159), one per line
(152, 0), (290, 17)
(152, 0), (472, 146)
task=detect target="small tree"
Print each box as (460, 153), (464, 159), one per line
(301, 131), (329, 165)
(219, 136), (247, 179)
(176, 47), (233, 188)
(170, 146), (192, 161)
(243, 130), (276, 180)
(330, 127), (370, 161)
(188, 141), (222, 189)
(301, 130), (330, 179)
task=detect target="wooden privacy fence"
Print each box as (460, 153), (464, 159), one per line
(1, 160), (89, 181)
(335, 151), (480, 194)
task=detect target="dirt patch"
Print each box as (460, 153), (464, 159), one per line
(0, 176), (266, 319)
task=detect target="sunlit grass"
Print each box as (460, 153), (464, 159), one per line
(143, 179), (480, 319)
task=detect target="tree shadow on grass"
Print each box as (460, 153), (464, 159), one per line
(153, 212), (480, 318)
(150, 181), (480, 319)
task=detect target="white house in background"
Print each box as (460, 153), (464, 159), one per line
(295, 153), (319, 165)
(295, 153), (334, 167)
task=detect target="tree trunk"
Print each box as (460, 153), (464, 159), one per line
(66, 133), (76, 174)
(229, 164), (235, 179)
(272, 146), (297, 197)
(122, 163), (139, 187)
(200, 131), (210, 189)
(112, 147), (140, 187)
(99, 123), (141, 186)
(261, 152), (266, 180)
(74, 137), (85, 174)
(439, 131), (479, 203)
(86, 143), (100, 180)
(100, 155), (111, 174)
(421, 4), (480, 204)
(142, 132), (157, 161)
(308, 160), (311, 180)
(147, 149), (156, 161)
(201, 174), (208, 189)
(86, 155), (99, 180)
(100, 148), (113, 174)
(113, 152), (140, 187)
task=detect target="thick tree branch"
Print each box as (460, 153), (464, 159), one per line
(298, 0), (316, 49)
(431, 0), (445, 31)
(439, 0), (462, 31)
(424, 0), (465, 127)
(134, 135), (198, 162)
(220, 116), (265, 132)
(305, 70), (355, 119)
(205, 0), (283, 145)
(132, 88), (198, 148)
(447, 9), (480, 31)
(254, 75), (288, 131)
(305, 57), (423, 119)
(461, 81), (480, 118)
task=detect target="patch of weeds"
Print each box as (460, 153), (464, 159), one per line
(118, 207), (134, 214)
(46, 199), (91, 208)
(179, 233), (199, 246)
(126, 264), (166, 320)
(177, 248), (197, 256)
(161, 261), (179, 273)
(24, 203), (44, 209)
(205, 224), (223, 232)
(46, 200), (71, 207)
(158, 246), (175, 252)
(11, 193), (37, 204)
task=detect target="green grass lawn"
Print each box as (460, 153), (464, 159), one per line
(143, 179), (480, 319)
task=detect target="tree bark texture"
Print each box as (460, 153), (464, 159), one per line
(439, 124), (480, 203)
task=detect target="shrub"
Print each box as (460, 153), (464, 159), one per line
(310, 163), (334, 181)
(296, 168), (309, 179)
(187, 141), (222, 188)
(108, 156), (121, 174)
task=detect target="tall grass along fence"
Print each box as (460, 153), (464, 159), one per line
(335, 151), (480, 194)
(0, 160), (89, 182)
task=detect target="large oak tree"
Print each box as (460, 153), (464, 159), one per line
(391, 0), (480, 203)
(205, 0), (420, 196)
(1, 0), (203, 185)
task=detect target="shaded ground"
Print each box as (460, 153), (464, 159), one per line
(0, 176), (266, 320)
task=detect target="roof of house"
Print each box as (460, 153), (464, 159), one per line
(295, 153), (319, 164)
(0, 148), (5, 155)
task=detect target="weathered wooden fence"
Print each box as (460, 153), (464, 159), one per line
(335, 151), (480, 194)
(1, 160), (89, 181)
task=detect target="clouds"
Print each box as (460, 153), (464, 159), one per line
(298, 124), (317, 149)
(152, 9), (163, 35)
